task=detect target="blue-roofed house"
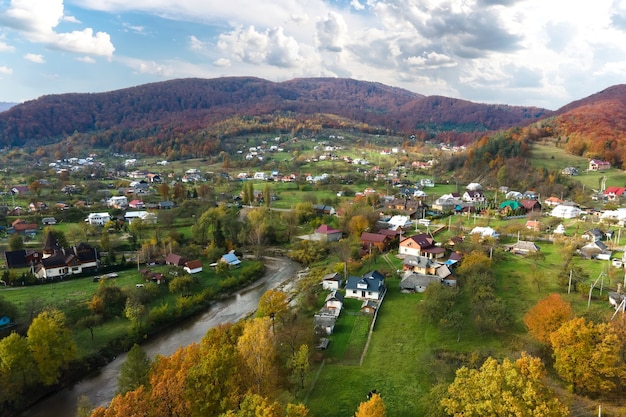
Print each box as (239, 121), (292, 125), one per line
(345, 271), (385, 300)
(220, 250), (242, 268)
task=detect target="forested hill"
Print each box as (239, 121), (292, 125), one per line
(0, 77), (550, 149)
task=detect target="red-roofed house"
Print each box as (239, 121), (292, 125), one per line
(526, 220), (541, 232)
(314, 224), (343, 242)
(399, 233), (445, 259)
(519, 199), (542, 212)
(544, 196), (563, 207)
(589, 159), (611, 171)
(360, 232), (389, 253)
(184, 260), (203, 274)
(604, 186), (626, 201)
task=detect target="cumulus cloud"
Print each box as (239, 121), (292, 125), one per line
(0, 66), (12, 74)
(0, 0), (115, 56)
(189, 35), (206, 51)
(63, 15), (80, 23)
(24, 53), (45, 63)
(351, 0), (365, 11)
(406, 52), (457, 69)
(316, 12), (348, 53)
(217, 25), (303, 67)
(76, 56), (96, 63)
(213, 58), (231, 67)
(0, 41), (15, 52)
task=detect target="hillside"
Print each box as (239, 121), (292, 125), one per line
(550, 84), (626, 168)
(0, 77), (551, 151)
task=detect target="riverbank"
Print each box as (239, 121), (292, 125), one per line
(20, 256), (301, 417)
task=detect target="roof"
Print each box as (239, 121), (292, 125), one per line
(400, 233), (434, 248)
(403, 255), (437, 268)
(322, 272), (341, 282)
(184, 260), (203, 269)
(315, 224), (342, 235)
(346, 275), (384, 293)
(360, 232), (387, 243)
(221, 251), (241, 265)
(325, 290), (344, 303)
(165, 253), (184, 265)
(399, 274), (441, 290)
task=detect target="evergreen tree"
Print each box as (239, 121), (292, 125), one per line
(117, 343), (151, 395)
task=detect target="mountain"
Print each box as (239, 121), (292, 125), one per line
(549, 84), (626, 167)
(0, 77), (551, 151)
(0, 102), (16, 112)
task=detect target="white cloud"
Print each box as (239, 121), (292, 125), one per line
(217, 26), (303, 68)
(189, 35), (206, 52)
(213, 58), (231, 67)
(351, 0), (365, 11)
(76, 56), (96, 63)
(63, 15), (80, 23)
(0, 0), (115, 56)
(0, 66), (12, 75)
(406, 52), (457, 69)
(24, 53), (45, 63)
(0, 41), (15, 52)
(316, 12), (348, 53)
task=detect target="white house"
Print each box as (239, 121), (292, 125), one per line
(550, 204), (582, 219)
(469, 226), (499, 239)
(345, 271), (385, 300)
(86, 212), (111, 226)
(124, 211), (157, 225)
(321, 272), (343, 290)
(108, 196), (128, 209)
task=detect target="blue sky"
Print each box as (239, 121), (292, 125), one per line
(1, 0), (626, 109)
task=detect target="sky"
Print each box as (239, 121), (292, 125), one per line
(1, 0), (626, 110)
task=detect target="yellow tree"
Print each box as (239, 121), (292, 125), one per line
(523, 293), (572, 345)
(237, 317), (280, 397)
(348, 215), (370, 238)
(441, 353), (569, 416)
(256, 290), (289, 325)
(550, 317), (626, 394)
(27, 309), (77, 385)
(354, 392), (386, 417)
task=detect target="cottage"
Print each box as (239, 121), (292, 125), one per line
(469, 227), (499, 239)
(86, 212), (111, 226)
(313, 224), (343, 242)
(345, 271), (385, 300)
(550, 204), (582, 219)
(165, 253), (185, 266)
(399, 273), (442, 293)
(510, 240), (540, 255)
(589, 159), (611, 171)
(399, 234), (445, 259)
(361, 300), (378, 314)
(33, 243), (99, 280)
(324, 290), (344, 311)
(183, 260), (203, 274)
(360, 232), (389, 253)
(220, 250), (242, 268)
(321, 272), (343, 290)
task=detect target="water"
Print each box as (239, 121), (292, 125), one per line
(23, 257), (301, 417)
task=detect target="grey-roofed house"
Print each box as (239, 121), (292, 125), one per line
(324, 290), (344, 311)
(314, 314), (337, 335)
(399, 273), (442, 293)
(345, 272), (385, 300)
(321, 272), (343, 290)
(402, 255), (439, 274)
(361, 300), (378, 314)
(510, 240), (540, 255)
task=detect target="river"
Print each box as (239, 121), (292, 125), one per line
(23, 256), (301, 417)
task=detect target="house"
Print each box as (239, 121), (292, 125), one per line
(544, 196), (563, 207)
(313, 205), (336, 216)
(550, 204), (582, 219)
(324, 290), (344, 311)
(313, 224), (343, 242)
(432, 193), (464, 212)
(86, 212), (111, 226)
(360, 232), (389, 253)
(129, 199), (146, 209)
(124, 211), (157, 225)
(33, 243), (99, 280)
(386, 215), (413, 230)
(581, 240), (611, 260)
(4, 249), (42, 269)
(603, 186), (626, 201)
(314, 314), (336, 335)
(10, 185), (29, 195)
(402, 255), (439, 274)
(462, 189), (485, 203)
(525, 220), (541, 232)
(499, 200), (522, 213)
(510, 240), (540, 255)
(158, 201), (175, 210)
(589, 159), (611, 171)
(469, 226), (499, 239)
(107, 196), (128, 209)
(345, 272), (385, 300)
(220, 250), (242, 268)
(399, 234), (445, 259)
(399, 273), (442, 293)
(553, 224), (566, 235)
(520, 199), (542, 213)
(42, 217), (57, 226)
(561, 166), (579, 176)
(11, 219), (38, 235)
(361, 300), (378, 314)
(183, 260), (203, 274)
(582, 228), (604, 242)
(165, 253), (185, 266)
(321, 272), (343, 290)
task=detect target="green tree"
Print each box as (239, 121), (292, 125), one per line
(117, 343), (151, 395)
(124, 297), (146, 330)
(418, 283), (458, 326)
(441, 353), (569, 416)
(289, 344), (310, 390)
(76, 314), (102, 343)
(169, 275), (195, 296)
(0, 332), (38, 389)
(256, 290), (289, 324)
(7, 233), (24, 251)
(27, 309), (77, 385)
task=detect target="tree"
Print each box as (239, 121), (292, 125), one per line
(237, 317), (280, 396)
(75, 394), (95, 417)
(169, 275), (195, 297)
(256, 290), (289, 325)
(523, 293), (572, 345)
(441, 353), (569, 416)
(27, 309), (77, 385)
(7, 233), (24, 251)
(157, 183), (170, 200)
(124, 297), (146, 330)
(118, 344), (151, 395)
(0, 332), (38, 389)
(76, 314), (102, 343)
(550, 317), (626, 394)
(348, 215), (370, 237)
(289, 344), (310, 390)
(354, 392), (386, 417)
(418, 283), (458, 326)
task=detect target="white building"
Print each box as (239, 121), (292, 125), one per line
(550, 204), (582, 219)
(108, 196), (128, 209)
(86, 212), (111, 226)
(124, 211), (157, 225)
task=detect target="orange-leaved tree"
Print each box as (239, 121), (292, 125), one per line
(523, 293), (572, 344)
